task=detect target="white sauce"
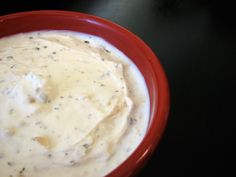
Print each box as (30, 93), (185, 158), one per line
(0, 31), (150, 177)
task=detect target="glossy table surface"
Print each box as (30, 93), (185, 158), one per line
(1, 0), (235, 176)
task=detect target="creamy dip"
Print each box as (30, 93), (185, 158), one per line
(0, 31), (150, 177)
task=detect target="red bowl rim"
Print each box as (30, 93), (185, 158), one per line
(0, 10), (170, 177)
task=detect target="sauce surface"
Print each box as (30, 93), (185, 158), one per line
(0, 31), (150, 177)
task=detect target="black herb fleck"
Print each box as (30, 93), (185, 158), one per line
(29, 36), (33, 39)
(128, 117), (137, 125)
(54, 107), (59, 110)
(115, 90), (119, 93)
(83, 144), (89, 149)
(43, 46), (47, 48)
(6, 56), (13, 59)
(35, 47), (40, 51)
(84, 40), (90, 44)
(104, 48), (110, 53)
(52, 51), (56, 55)
(100, 84), (105, 87)
(7, 162), (13, 166)
(69, 160), (75, 165)
(19, 167), (25, 174)
(47, 154), (52, 158)
(40, 94), (48, 103)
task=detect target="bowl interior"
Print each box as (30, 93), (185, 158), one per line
(0, 11), (169, 177)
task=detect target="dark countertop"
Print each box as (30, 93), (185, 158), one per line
(1, 0), (235, 177)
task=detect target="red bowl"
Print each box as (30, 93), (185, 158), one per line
(0, 10), (170, 177)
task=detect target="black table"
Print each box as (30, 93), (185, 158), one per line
(1, 0), (235, 177)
